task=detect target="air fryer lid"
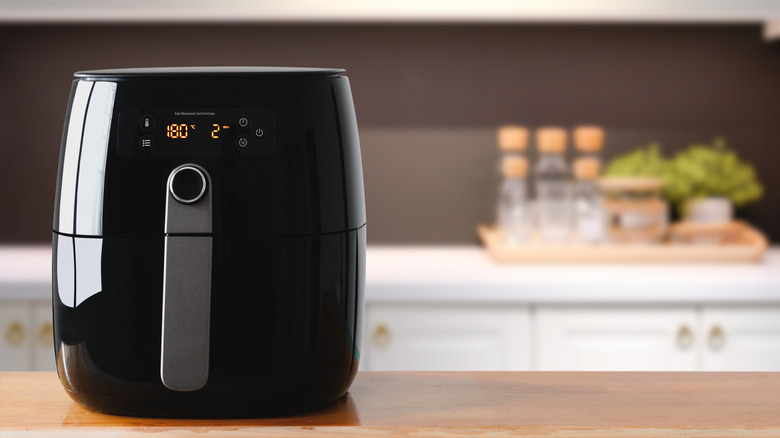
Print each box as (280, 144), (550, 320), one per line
(54, 66), (365, 240)
(75, 66), (345, 80)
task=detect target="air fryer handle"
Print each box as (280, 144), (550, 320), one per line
(161, 164), (212, 392)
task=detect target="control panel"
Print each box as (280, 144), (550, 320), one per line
(117, 108), (275, 158)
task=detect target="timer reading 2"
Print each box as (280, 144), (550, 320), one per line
(166, 123), (231, 139)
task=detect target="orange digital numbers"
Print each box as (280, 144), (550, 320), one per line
(166, 124), (189, 139)
(211, 124), (220, 139)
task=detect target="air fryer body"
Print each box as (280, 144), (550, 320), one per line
(52, 68), (366, 417)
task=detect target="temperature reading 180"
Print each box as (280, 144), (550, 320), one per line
(166, 124), (189, 139)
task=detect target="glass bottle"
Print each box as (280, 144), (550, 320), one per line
(497, 156), (532, 245)
(573, 158), (605, 243)
(573, 127), (605, 244)
(534, 127), (573, 243)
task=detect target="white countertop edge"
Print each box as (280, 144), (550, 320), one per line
(366, 283), (780, 305)
(3, 245), (780, 303)
(10, 284), (780, 304)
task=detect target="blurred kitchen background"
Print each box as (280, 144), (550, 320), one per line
(1, 1), (780, 372)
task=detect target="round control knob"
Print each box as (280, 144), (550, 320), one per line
(169, 166), (207, 204)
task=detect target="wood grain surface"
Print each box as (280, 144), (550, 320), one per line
(2, 371), (780, 437)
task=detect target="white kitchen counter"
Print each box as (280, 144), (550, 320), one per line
(3, 245), (780, 303)
(0, 246), (52, 301)
(368, 246), (780, 304)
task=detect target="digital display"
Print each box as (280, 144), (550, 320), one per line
(119, 108), (275, 158)
(164, 123), (230, 139)
(154, 111), (243, 148)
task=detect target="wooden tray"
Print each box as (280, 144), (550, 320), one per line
(477, 224), (768, 264)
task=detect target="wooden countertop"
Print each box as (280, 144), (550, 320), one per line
(2, 372), (780, 437)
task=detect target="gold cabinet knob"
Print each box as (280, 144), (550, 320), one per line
(5, 321), (27, 346)
(709, 324), (726, 351)
(372, 323), (391, 348)
(37, 322), (53, 347)
(676, 324), (694, 350)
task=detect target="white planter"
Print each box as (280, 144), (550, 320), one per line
(687, 197), (733, 223)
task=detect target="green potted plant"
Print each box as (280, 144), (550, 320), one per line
(664, 138), (763, 222)
(604, 139), (763, 222)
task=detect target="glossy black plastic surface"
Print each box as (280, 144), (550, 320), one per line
(53, 228), (365, 417)
(52, 68), (366, 417)
(53, 72), (365, 237)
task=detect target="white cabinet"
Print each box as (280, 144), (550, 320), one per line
(0, 303), (34, 371)
(363, 303), (780, 372)
(32, 302), (55, 371)
(537, 306), (780, 372)
(701, 306), (780, 371)
(362, 304), (531, 371)
(536, 307), (698, 371)
(0, 301), (55, 371)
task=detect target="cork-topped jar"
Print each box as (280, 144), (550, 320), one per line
(497, 155), (532, 245)
(598, 177), (669, 244)
(573, 157), (605, 243)
(534, 127), (572, 243)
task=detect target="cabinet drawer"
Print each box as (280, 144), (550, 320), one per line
(363, 304), (531, 371)
(0, 303), (33, 371)
(701, 306), (780, 371)
(536, 306), (698, 371)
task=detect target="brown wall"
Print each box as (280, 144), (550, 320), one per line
(1, 24), (779, 244)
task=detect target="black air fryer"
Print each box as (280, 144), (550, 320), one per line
(51, 67), (366, 417)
